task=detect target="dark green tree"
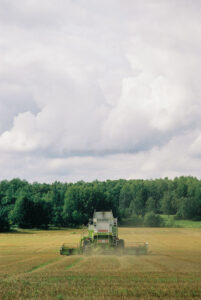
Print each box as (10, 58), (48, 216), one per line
(144, 212), (164, 227)
(11, 191), (35, 228)
(0, 206), (10, 231)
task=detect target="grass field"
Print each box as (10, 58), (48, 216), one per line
(1, 228), (201, 299)
(161, 215), (201, 228)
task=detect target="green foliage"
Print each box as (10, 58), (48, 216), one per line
(121, 214), (143, 227)
(0, 176), (201, 229)
(160, 215), (176, 227)
(119, 184), (133, 215)
(11, 191), (52, 229)
(11, 192), (35, 228)
(172, 217), (201, 228)
(146, 197), (157, 213)
(50, 182), (67, 227)
(63, 183), (115, 227)
(33, 198), (52, 229)
(144, 212), (164, 227)
(0, 206), (10, 231)
(161, 191), (177, 215)
(176, 196), (201, 220)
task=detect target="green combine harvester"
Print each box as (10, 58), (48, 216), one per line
(60, 211), (149, 255)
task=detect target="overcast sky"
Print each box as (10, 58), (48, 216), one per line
(0, 0), (201, 182)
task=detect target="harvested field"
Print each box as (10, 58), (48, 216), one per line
(0, 228), (201, 299)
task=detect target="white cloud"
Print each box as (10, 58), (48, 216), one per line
(0, 0), (201, 181)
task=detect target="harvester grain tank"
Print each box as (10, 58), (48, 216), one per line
(60, 211), (148, 255)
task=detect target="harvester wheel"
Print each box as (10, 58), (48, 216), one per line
(116, 239), (124, 255)
(60, 245), (64, 255)
(83, 239), (92, 255)
(118, 239), (125, 249)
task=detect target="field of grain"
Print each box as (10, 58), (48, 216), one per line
(1, 228), (201, 299)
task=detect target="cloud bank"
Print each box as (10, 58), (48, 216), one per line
(0, 0), (201, 182)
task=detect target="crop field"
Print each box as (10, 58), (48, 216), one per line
(1, 228), (201, 299)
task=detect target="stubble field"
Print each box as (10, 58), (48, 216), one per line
(0, 228), (201, 299)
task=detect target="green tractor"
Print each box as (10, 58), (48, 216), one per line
(60, 211), (148, 255)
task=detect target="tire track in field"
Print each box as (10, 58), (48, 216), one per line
(160, 253), (201, 272)
(149, 251), (201, 265)
(65, 257), (83, 270)
(0, 255), (45, 269)
(2, 255), (84, 282)
(0, 247), (59, 270)
(2, 256), (66, 282)
(27, 257), (61, 273)
(164, 253), (201, 264)
(143, 257), (171, 272)
(117, 255), (163, 273)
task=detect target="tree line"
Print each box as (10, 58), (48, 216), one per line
(0, 176), (201, 231)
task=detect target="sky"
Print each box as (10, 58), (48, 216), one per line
(0, 0), (201, 183)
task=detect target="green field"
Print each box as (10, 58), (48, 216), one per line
(1, 228), (201, 299)
(161, 215), (201, 228)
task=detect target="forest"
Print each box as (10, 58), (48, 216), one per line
(0, 176), (201, 231)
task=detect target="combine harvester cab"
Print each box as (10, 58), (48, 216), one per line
(85, 211), (124, 255)
(60, 211), (148, 255)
